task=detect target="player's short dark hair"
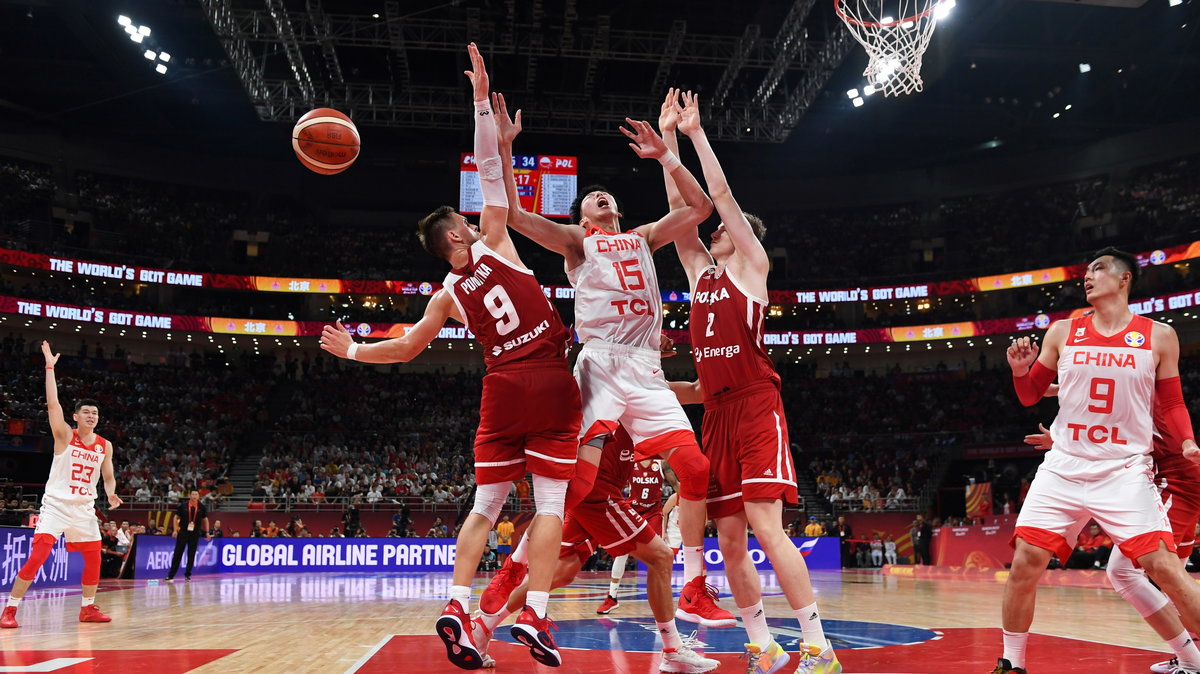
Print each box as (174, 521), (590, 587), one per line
(1093, 246), (1140, 289)
(417, 206), (457, 260)
(74, 398), (99, 412)
(743, 212), (766, 241)
(570, 185), (617, 224)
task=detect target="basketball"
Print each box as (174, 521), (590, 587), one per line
(291, 107), (360, 175)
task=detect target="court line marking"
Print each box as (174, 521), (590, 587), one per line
(344, 634), (394, 674)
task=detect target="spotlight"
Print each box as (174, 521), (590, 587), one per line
(852, 97), (865, 108)
(1078, 63), (1091, 73)
(159, 52), (171, 62)
(130, 33), (143, 43)
(118, 15), (132, 26)
(156, 64), (167, 74)
(934, 0), (956, 20)
(144, 50), (156, 60)
(1169, 0), (1182, 7)
(863, 84), (877, 96)
(847, 88), (859, 99)
(138, 25), (150, 36)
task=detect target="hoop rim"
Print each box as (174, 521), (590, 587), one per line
(834, 0), (942, 29)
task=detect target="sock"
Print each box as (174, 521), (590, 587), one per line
(1002, 629), (1028, 668)
(657, 620), (684, 650)
(610, 554), (628, 597)
(527, 590), (549, 619)
(608, 580), (622, 597)
(739, 601), (771, 647)
(511, 533), (530, 565)
(683, 546), (705, 584)
(1167, 630), (1200, 668)
(481, 605), (513, 631)
(795, 602), (827, 651)
(6, 597), (20, 608)
(449, 585), (471, 613)
(81, 596), (95, 608)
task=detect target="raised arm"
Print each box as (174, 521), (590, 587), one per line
(679, 91), (769, 286)
(464, 44), (518, 260)
(656, 89), (711, 289)
(623, 116), (714, 252)
(102, 443), (122, 509)
(1008, 321), (1065, 406)
(41, 341), (72, 453)
(492, 92), (584, 262)
(319, 291), (459, 364)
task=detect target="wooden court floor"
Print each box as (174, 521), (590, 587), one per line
(0, 568), (1177, 673)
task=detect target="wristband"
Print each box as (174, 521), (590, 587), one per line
(347, 343), (360, 361)
(474, 99), (492, 114)
(658, 151), (681, 171)
(45, 366), (54, 370)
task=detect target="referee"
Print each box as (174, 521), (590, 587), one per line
(165, 490), (210, 582)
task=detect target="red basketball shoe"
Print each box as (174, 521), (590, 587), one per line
(78, 604), (112, 623)
(479, 559), (527, 615)
(596, 594), (620, 614)
(675, 576), (736, 628)
(0, 606), (17, 628)
(436, 599), (486, 670)
(510, 606), (562, 667)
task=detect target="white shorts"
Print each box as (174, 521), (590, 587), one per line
(574, 341), (695, 458)
(1014, 453), (1172, 564)
(34, 496), (101, 545)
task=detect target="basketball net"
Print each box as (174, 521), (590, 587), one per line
(835, 0), (954, 97)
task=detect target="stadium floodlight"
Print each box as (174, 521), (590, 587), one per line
(130, 33), (143, 43)
(124, 24), (136, 35)
(144, 50), (156, 60)
(159, 52), (171, 62)
(934, 0), (956, 21)
(118, 15), (132, 26)
(1053, 112), (1061, 119)
(1065, 104), (1073, 110)
(852, 97), (865, 107)
(847, 88), (860, 99)
(863, 84), (877, 96)
(138, 25), (151, 36)
(1078, 63), (1092, 73)
(881, 15), (895, 25)
(1169, 0), (1183, 7)
(156, 64), (167, 74)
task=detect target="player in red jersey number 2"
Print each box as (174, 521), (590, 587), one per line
(660, 89), (840, 674)
(321, 44), (579, 670)
(996, 248), (1200, 674)
(2, 341), (123, 629)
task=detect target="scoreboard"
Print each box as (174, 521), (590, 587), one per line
(460, 153), (578, 219)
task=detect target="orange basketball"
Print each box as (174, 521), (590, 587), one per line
(292, 107), (360, 175)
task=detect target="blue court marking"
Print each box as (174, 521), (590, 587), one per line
(523, 617), (937, 653)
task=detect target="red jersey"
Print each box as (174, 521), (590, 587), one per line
(584, 427), (636, 504)
(1152, 400), (1200, 497)
(443, 240), (572, 371)
(629, 459), (664, 515)
(689, 265), (779, 401)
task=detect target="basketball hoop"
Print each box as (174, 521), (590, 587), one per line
(834, 0), (954, 97)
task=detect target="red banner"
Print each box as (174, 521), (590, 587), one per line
(932, 515), (1018, 568)
(965, 484), (993, 519)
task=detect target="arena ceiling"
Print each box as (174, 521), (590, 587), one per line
(0, 0), (1197, 175)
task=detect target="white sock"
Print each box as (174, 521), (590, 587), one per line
(449, 585), (471, 613)
(657, 620), (684, 650)
(511, 533), (530, 565)
(608, 581), (622, 597)
(795, 602), (827, 651)
(1168, 630), (1200, 668)
(739, 601), (771, 647)
(1002, 629), (1028, 668)
(526, 590), (549, 619)
(610, 554), (628, 596)
(481, 605), (513, 631)
(6, 597), (20, 608)
(81, 596), (95, 607)
(683, 546), (705, 584)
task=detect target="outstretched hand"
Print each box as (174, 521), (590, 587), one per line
(1006, 336), (1040, 374)
(658, 88), (680, 134)
(620, 119), (668, 160)
(41, 340), (59, 368)
(677, 90), (702, 136)
(464, 42), (489, 102)
(1023, 423), (1053, 451)
(492, 92), (522, 145)
(319, 321), (355, 359)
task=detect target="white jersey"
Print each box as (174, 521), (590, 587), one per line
(45, 430), (107, 505)
(1045, 314), (1156, 477)
(567, 225), (662, 351)
(665, 506), (681, 549)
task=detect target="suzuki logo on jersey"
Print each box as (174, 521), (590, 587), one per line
(595, 238), (642, 253)
(1125, 331), (1146, 347)
(692, 287), (731, 305)
(460, 263), (494, 294)
(1071, 351), (1137, 369)
(497, 319), (550, 353)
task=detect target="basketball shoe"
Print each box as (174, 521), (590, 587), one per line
(794, 643), (840, 674)
(596, 594), (620, 614)
(1152, 659), (1179, 674)
(78, 605), (111, 623)
(510, 605), (561, 666)
(743, 641), (790, 674)
(479, 559), (527, 615)
(0, 606), (17, 628)
(436, 599), (486, 670)
(659, 645), (720, 673)
(990, 658), (1026, 674)
(676, 576), (736, 628)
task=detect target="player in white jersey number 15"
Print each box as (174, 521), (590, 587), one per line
(2, 341), (122, 629)
(993, 248), (1200, 674)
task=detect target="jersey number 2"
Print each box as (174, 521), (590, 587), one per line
(483, 285), (520, 336)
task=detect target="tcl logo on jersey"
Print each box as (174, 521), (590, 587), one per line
(692, 287), (731, 305)
(611, 299), (652, 315)
(1065, 423), (1128, 444)
(1125, 331), (1146, 347)
(1071, 351), (1136, 369)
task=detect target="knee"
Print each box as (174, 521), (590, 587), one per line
(667, 444), (710, 501)
(647, 543), (674, 571)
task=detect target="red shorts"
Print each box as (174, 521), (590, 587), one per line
(475, 359), (582, 484)
(560, 497), (655, 564)
(702, 382), (798, 519)
(1164, 486), (1200, 559)
(638, 509), (664, 538)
